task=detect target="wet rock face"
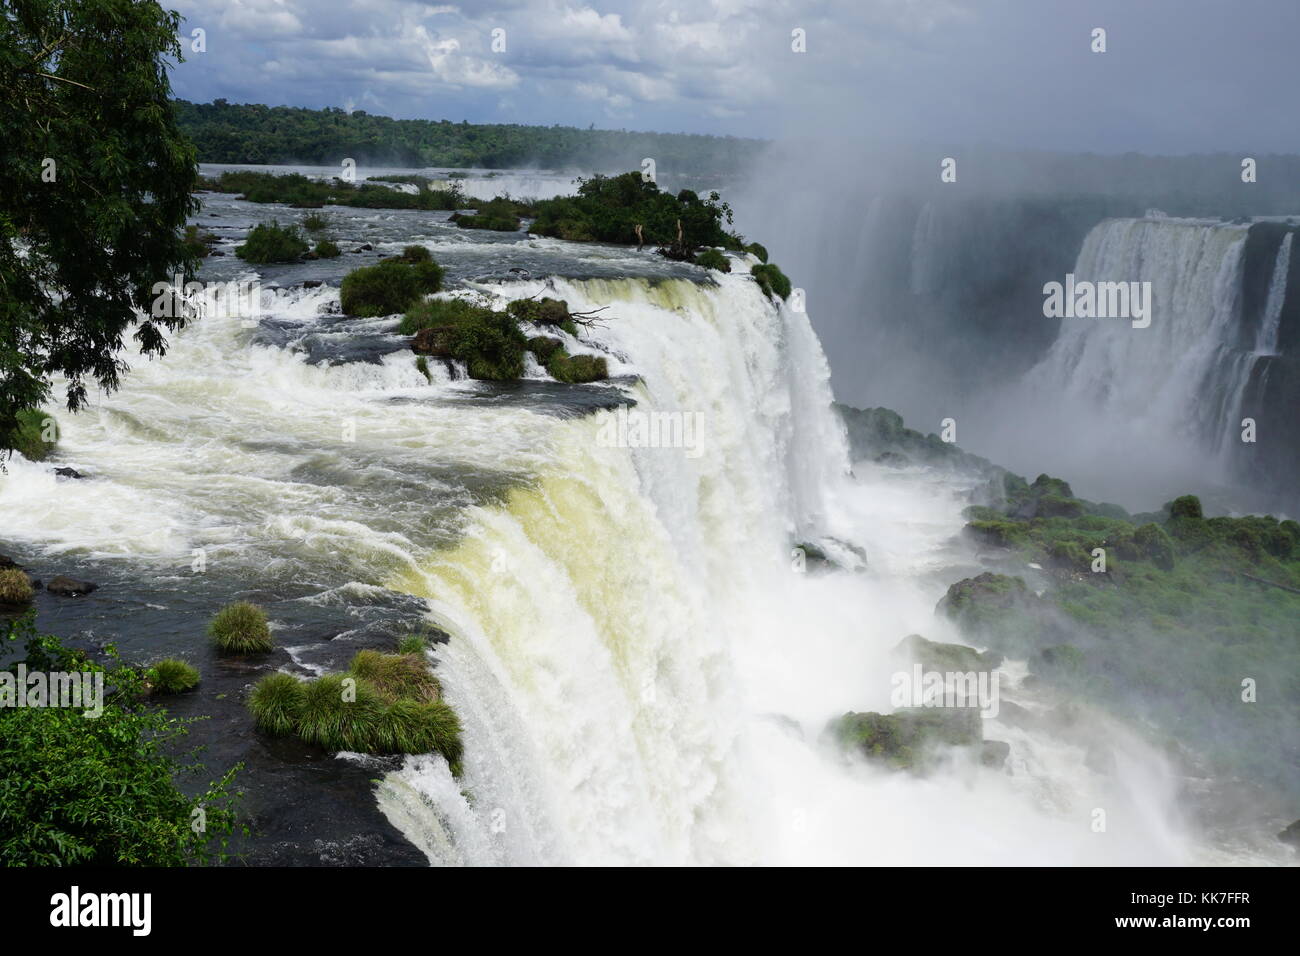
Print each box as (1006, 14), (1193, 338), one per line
(412, 326), (456, 357)
(827, 707), (989, 771)
(893, 633), (1003, 672)
(46, 575), (98, 597)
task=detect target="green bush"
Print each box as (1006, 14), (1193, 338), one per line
(340, 259), (444, 317)
(235, 220), (310, 264)
(0, 568), (34, 605)
(0, 618), (242, 865)
(397, 633), (428, 655)
(203, 170), (462, 210)
(314, 239), (340, 258)
(450, 310), (527, 380)
(1169, 495), (1204, 519)
(693, 248), (731, 272)
(506, 297), (571, 326)
(527, 335), (565, 363)
(751, 263), (792, 300)
(248, 672), (306, 736)
(547, 352), (608, 383)
(146, 658), (200, 694)
(745, 242), (769, 263)
(301, 211), (329, 232)
(210, 601), (273, 654)
(399, 296), (495, 335)
(245, 648), (463, 771)
(397, 245), (432, 264)
(4, 408), (56, 461)
(182, 224), (217, 258)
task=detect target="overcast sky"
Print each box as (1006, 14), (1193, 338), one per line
(168, 0), (1300, 153)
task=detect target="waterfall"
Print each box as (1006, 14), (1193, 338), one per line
(1257, 232), (1293, 355)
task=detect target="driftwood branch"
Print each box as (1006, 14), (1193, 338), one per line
(1237, 571), (1300, 595)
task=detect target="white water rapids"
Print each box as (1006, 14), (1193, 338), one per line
(0, 260), (1256, 865)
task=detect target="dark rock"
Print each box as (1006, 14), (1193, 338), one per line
(1278, 819), (1300, 848)
(0, 554), (17, 569)
(827, 707), (983, 771)
(46, 575), (98, 597)
(54, 466), (84, 479)
(210, 250), (226, 256)
(981, 740), (1011, 769)
(894, 633), (1003, 671)
(300, 280), (324, 289)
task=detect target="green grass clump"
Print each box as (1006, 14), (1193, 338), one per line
(235, 220), (310, 263)
(210, 601), (274, 654)
(340, 259), (444, 317)
(693, 248), (730, 272)
(526, 335), (564, 363)
(302, 211), (329, 232)
(745, 241), (769, 263)
(506, 297), (570, 326)
(452, 214), (520, 231)
(397, 633), (428, 655)
(146, 658), (200, 694)
(751, 262), (792, 300)
(350, 649), (441, 702)
(415, 355), (432, 382)
(546, 352), (608, 383)
(0, 568), (34, 605)
(450, 311), (527, 381)
(399, 296), (496, 335)
(244, 642), (464, 771)
(203, 170), (462, 210)
(248, 672), (306, 736)
(313, 239), (340, 258)
(4, 408), (57, 461)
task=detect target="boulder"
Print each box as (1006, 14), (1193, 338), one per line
(827, 707), (983, 771)
(46, 575), (98, 597)
(893, 633), (1003, 672)
(53, 466), (84, 479)
(981, 740), (1011, 769)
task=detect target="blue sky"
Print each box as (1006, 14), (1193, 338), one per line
(167, 0), (1300, 153)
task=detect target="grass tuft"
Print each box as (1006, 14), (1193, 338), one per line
(210, 601), (274, 654)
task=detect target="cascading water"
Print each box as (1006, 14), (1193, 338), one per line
(0, 208), (1272, 864)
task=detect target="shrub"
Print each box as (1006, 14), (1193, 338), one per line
(751, 263), (792, 300)
(340, 259), (444, 317)
(506, 297), (571, 326)
(210, 601), (273, 654)
(350, 649), (440, 702)
(0, 568), (34, 605)
(547, 352), (608, 383)
(314, 239), (340, 258)
(527, 335), (565, 363)
(397, 633), (428, 655)
(399, 296), (496, 335)
(415, 355), (431, 382)
(5, 408), (56, 461)
(397, 245), (432, 264)
(182, 224), (217, 258)
(301, 211), (329, 232)
(694, 248), (731, 272)
(450, 310), (527, 380)
(452, 213), (520, 231)
(1169, 495), (1204, 519)
(235, 220), (310, 263)
(0, 619), (242, 865)
(745, 242), (769, 263)
(147, 658), (200, 694)
(248, 672), (306, 736)
(297, 673), (387, 752)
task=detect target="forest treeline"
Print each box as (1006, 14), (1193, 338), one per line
(173, 99), (764, 175)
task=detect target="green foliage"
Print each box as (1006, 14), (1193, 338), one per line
(248, 672), (305, 736)
(182, 224), (217, 258)
(415, 355), (431, 382)
(399, 296), (495, 335)
(243, 648), (463, 771)
(693, 248), (731, 272)
(301, 211), (330, 232)
(199, 170), (463, 210)
(209, 601), (273, 654)
(452, 214), (520, 232)
(0, 568), (34, 605)
(0, 617), (242, 865)
(526, 336), (565, 363)
(1169, 494), (1204, 519)
(1, 0), (200, 448)
(235, 220), (310, 264)
(546, 352), (608, 383)
(340, 259), (444, 317)
(451, 198), (530, 232)
(745, 242), (769, 263)
(450, 310), (527, 381)
(828, 708), (982, 771)
(751, 263), (792, 300)
(397, 633), (428, 655)
(146, 658), (200, 694)
(529, 172), (737, 251)
(506, 297), (571, 326)
(174, 99), (762, 174)
(4, 408), (56, 461)
(313, 239), (341, 258)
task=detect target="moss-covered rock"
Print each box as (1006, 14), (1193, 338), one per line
(341, 258), (444, 317)
(827, 707), (984, 771)
(751, 262), (792, 300)
(546, 352), (608, 383)
(507, 297), (571, 326)
(4, 408), (56, 461)
(693, 248), (730, 272)
(526, 335), (564, 363)
(893, 633), (1003, 672)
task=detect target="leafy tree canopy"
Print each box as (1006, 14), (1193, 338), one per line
(1, 0), (198, 448)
